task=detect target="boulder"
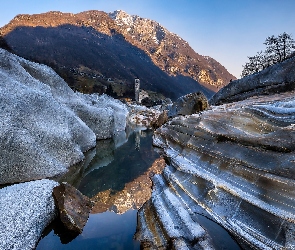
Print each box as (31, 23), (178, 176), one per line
(169, 91), (209, 117)
(141, 96), (154, 107)
(0, 179), (58, 250)
(0, 48), (128, 184)
(150, 110), (168, 129)
(73, 92), (128, 138)
(128, 104), (168, 129)
(52, 182), (93, 234)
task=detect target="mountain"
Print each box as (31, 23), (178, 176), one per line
(109, 10), (235, 89)
(0, 10), (235, 100)
(0, 35), (12, 52)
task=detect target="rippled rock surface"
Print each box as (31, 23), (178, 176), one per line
(0, 48), (128, 184)
(136, 90), (295, 249)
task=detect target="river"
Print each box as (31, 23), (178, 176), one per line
(36, 128), (241, 250)
(37, 129), (160, 249)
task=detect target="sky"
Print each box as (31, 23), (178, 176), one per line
(1, 0), (294, 78)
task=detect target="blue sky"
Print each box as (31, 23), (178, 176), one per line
(1, 0), (294, 78)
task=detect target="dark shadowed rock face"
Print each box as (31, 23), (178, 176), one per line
(150, 110), (169, 129)
(53, 183), (93, 234)
(136, 56), (295, 250)
(0, 35), (13, 52)
(210, 56), (295, 106)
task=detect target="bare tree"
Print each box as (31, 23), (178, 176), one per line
(279, 32), (295, 60)
(241, 51), (267, 77)
(264, 35), (282, 63)
(241, 32), (295, 77)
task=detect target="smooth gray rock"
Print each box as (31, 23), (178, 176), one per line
(210, 56), (295, 105)
(0, 179), (58, 250)
(0, 48), (128, 184)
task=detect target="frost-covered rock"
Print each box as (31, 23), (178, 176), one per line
(137, 90), (295, 249)
(128, 104), (168, 129)
(73, 93), (128, 138)
(0, 48), (128, 184)
(136, 57), (295, 249)
(0, 179), (58, 250)
(210, 56), (295, 105)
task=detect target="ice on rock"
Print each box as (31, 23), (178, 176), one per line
(0, 179), (58, 250)
(0, 48), (128, 184)
(136, 65), (295, 248)
(91, 94), (128, 132)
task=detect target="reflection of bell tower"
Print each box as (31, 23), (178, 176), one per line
(135, 130), (140, 150)
(135, 79), (140, 103)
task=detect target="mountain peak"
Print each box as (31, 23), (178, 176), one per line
(1, 10), (236, 99)
(108, 10), (136, 26)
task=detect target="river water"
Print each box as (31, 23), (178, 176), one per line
(37, 128), (241, 250)
(37, 129), (159, 250)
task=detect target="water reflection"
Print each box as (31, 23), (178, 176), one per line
(37, 209), (140, 250)
(53, 139), (115, 188)
(135, 131), (141, 150)
(38, 129), (162, 249)
(91, 157), (165, 214)
(78, 129), (160, 198)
